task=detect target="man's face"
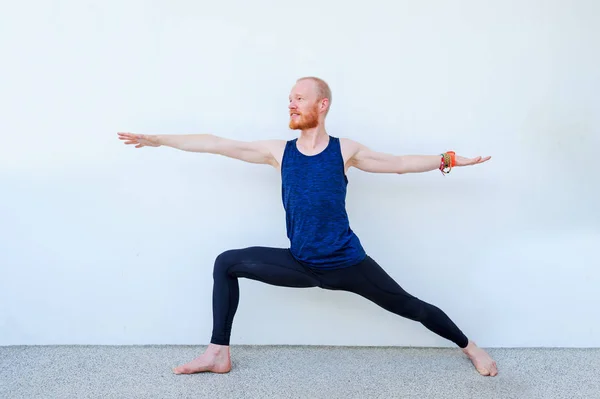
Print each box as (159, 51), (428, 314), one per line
(288, 80), (320, 130)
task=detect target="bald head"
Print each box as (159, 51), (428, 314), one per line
(295, 77), (332, 115)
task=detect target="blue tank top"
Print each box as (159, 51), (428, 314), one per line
(281, 136), (366, 269)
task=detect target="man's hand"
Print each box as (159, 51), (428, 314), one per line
(454, 155), (491, 167)
(118, 132), (160, 148)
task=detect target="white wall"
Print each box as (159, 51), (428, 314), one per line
(1, 0), (598, 348)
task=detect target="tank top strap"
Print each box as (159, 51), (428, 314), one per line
(282, 138), (297, 164)
(327, 136), (346, 173)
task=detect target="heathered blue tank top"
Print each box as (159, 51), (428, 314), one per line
(281, 136), (366, 269)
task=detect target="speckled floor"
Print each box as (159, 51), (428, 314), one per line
(1, 345), (598, 399)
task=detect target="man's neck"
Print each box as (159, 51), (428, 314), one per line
(298, 125), (328, 149)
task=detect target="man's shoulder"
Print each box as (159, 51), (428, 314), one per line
(337, 137), (368, 166)
(258, 139), (288, 168)
(338, 137), (366, 154)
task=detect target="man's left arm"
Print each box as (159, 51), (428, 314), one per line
(342, 139), (491, 174)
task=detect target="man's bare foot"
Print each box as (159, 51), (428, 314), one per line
(462, 340), (498, 376)
(173, 344), (232, 374)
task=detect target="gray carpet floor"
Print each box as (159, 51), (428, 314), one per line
(1, 345), (599, 399)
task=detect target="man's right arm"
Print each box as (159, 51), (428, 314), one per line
(118, 132), (286, 168)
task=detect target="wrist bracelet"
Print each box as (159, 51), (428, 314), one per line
(439, 151), (456, 175)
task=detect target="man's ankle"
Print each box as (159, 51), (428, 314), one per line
(207, 343), (229, 354)
(462, 340), (475, 353)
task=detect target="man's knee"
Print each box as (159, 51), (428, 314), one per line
(213, 249), (241, 278)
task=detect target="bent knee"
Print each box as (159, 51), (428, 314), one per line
(213, 249), (242, 278)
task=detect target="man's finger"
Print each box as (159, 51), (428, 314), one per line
(118, 132), (140, 139)
(458, 156), (477, 166)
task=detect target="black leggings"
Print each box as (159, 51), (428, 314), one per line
(210, 246), (469, 348)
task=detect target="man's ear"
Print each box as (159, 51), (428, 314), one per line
(320, 98), (329, 113)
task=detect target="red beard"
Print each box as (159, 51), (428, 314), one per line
(289, 104), (319, 130)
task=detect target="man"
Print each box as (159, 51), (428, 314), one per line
(118, 77), (497, 377)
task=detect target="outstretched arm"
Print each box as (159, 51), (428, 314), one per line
(342, 139), (490, 174)
(117, 132), (285, 167)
